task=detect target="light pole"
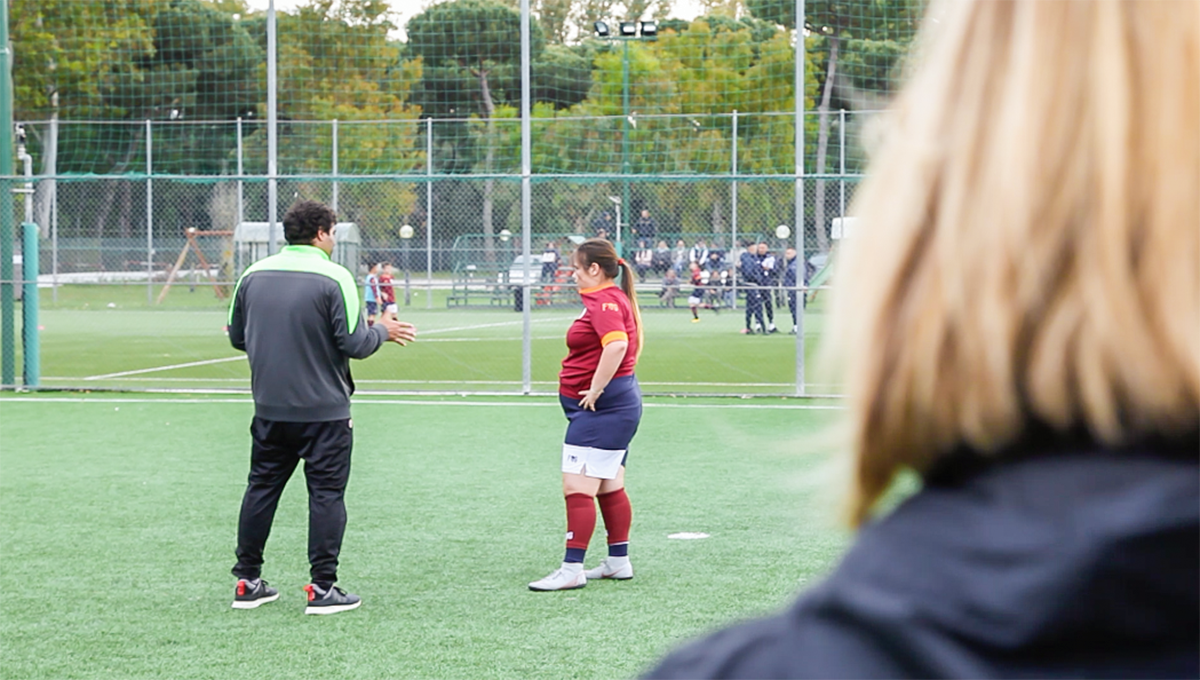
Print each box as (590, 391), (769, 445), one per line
(399, 224), (414, 306)
(607, 195), (622, 245)
(594, 20), (656, 259)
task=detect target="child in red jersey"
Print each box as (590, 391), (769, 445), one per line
(378, 263), (398, 320)
(529, 239), (644, 592)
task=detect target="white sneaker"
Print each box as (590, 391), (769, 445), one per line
(528, 563), (587, 591)
(583, 556), (633, 580)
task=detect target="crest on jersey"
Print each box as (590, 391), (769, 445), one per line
(602, 302), (619, 312)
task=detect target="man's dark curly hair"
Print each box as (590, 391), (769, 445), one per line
(283, 200), (337, 245)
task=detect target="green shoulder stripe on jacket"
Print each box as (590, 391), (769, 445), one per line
(228, 246), (362, 333)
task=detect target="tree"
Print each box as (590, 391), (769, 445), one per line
(406, 0), (546, 259)
(746, 0), (920, 252)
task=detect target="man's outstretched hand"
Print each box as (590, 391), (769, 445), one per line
(377, 317), (417, 346)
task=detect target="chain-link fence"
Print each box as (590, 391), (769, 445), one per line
(5, 115), (865, 395)
(1, 0), (917, 393)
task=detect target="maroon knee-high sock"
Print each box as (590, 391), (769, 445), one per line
(563, 493), (595, 562)
(597, 488), (632, 556)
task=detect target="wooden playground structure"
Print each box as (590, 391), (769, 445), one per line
(156, 228), (234, 304)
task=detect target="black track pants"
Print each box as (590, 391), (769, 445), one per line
(233, 417), (353, 585)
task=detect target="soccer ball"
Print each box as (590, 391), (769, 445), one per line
(399, 224), (415, 239)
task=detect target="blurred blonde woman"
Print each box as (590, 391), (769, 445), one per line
(648, 0), (1198, 677)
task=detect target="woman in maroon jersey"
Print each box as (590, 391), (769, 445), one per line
(529, 238), (645, 591)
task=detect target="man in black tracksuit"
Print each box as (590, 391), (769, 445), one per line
(226, 200), (415, 615)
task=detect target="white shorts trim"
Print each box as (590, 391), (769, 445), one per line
(561, 444), (624, 479)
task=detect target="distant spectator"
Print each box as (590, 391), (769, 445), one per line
(739, 245), (767, 334)
(379, 263), (398, 319)
(633, 209), (657, 240)
(541, 240), (561, 282)
(705, 249), (725, 272)
(755, 242), (779, 333)
(719, 268), (735, 309)
(659, 268), (680, 308)
(783, 246), (801, 334)
(591, 211), (615, 238)
(652, 240), (673, 275)
(363, 262), (381, 326)
(672, 239), (688, 273)
(686, 262), (707, 323)
(633, 240), (654, 283)
(688, 239), (708, 268)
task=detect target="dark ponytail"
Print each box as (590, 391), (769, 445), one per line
(576, 238), (644, 361)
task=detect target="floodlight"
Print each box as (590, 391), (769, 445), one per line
(593, 21), (610, 37)
(619, 22), (638, 36)
(499, 229), (512, 242)
(640, 21), (657, 37)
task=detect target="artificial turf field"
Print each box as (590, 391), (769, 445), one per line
(0, 393), (852, 680)
(2, 284), (835, 395)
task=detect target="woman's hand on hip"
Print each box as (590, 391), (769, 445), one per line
(578, 388), (603, 411)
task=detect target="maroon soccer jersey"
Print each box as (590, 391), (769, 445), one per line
(378, 273), (396, 304)
(559, 283), (639, 398)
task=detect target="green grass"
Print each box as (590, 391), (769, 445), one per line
(2, 284), (838, 395)
(0, 394), (849, 680)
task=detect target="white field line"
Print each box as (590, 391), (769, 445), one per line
(84, 356), (246, 380)
(0, 396), (844, 410)
(55, 375), (844, 389)
(419, 316), (575, 335)
(80, 317), (576, 381)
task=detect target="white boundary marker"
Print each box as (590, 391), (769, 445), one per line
(0, 396), (844, 410)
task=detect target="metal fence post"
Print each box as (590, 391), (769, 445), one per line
(21, 221), (37, 386)
(794, 0), (807, 397)
(266, 0), (279, 255)
(0, 0), (14, 388)
(146, 119), (153, 305)
(731, 109), (739, 310)
(839, 108), (846, 219)
(331, 119), (339, 213)
(236, 117), (244, 237)
(51, 175), (57, 303)
(520, 0), (533, 395)
(426, 117), (433, 309)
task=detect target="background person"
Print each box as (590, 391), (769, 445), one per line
(783, 246), (801, 334)
(227, 200), (416, 615)
(647, 0), (1198, 676)
(378, 262), (398, 319)
(633, 208), (657, 240)
(755, 242), (779, 333)
(672, 239), (688, 273)
(530, 239), (644, 591)
(686, 261), (711, 323)
(362, 262), (381, 326)
(659, 268), (680, 308)
(738, 242), (766, 334)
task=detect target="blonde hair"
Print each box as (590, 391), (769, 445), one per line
(829, 0), (1200, 525)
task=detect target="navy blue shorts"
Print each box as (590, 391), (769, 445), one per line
(366, 301), (379, 315)
(561, 375), (642, 468)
